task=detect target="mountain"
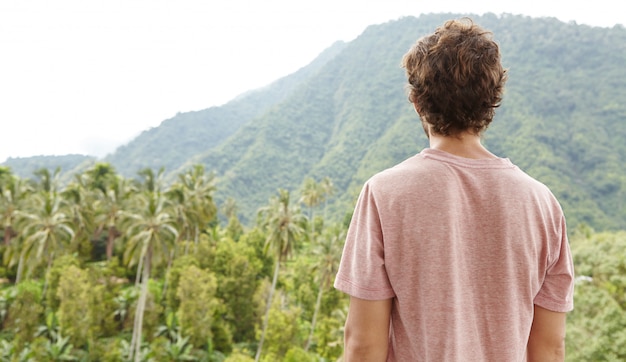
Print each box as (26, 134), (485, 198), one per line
(2, 154), (96, 181)
(4, 13), (626, 231)
(178, 13), (626, 229)
(103, 40), (347, 177)
(1, 41), (346, 179)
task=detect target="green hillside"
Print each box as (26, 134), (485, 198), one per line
(103, 40), (347, 177)
(2, 154), (95, 181)
(181, 13), (626, 230)
(4, 13), (625, 231)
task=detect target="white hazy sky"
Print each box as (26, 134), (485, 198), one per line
(1, 0), (623, 163)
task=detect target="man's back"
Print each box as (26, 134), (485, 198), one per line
(335, 18), (574, 361)
(334, 148), (574, 360)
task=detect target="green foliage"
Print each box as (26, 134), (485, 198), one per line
(56, 265), (93, 347)
(176, 265), (220, 349)
(31, 335), (79, 362)
(165, 255), (200, 312)
(45, 254), (80, 311)
(566, 228), (626, 360)
(5, 280), (44, 349)
(283, 347), (316, 362)
(223, 350), (254, 362)
(212, 237), (262, 343)
(256, 295), (304, 360)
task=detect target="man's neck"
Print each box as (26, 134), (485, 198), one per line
(428, 131), (496, 160)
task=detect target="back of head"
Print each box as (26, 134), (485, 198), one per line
(402, 18), (507, 136)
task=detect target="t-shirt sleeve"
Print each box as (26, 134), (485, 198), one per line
(534, 215), (575, 312)
(333, 181), (395, 300)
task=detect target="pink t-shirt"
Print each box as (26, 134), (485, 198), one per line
(334, 148), (574, 361)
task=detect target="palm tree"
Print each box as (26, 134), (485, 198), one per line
(320, 176), (335, 221)
(62, 177), (95, 257)
(1, 173), (34, 280)
(123, 169), (178, 362)
(0, 170), (33, 247)
(299, 177), (324, 243)
(168, 165), (217, 247)
(96, 176), (134, 261)
(221, 197), (244, 241)
(16, 183), (74, 286)
(88, 163), (130, 260)
(255, 189), (306, 362)
(305, 223), (346, 351)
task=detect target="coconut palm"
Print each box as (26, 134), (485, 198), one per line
(1, 173), (34, 279)
(123, 169), (178, 362)
(88, 163), (130, 260)
(62, 177), (96, 256)
(299, 177), (324, 243)
(168, 165), (217, 247)
(0, 169), (33, 247)
(305, 223), (346, 351)
(221, 197), (244, 241)
(319, 176), (335, 221)
(16, 185), (74, 285)
(96, 176), (134, 261)
(255, 189), (306, 362)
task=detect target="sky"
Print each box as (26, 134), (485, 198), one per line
(1, 0), (623, 163)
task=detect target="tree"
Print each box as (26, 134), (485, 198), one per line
(88, 163), (131, 261)
(5, 280), (44, 350)
(16, 173), (74, 286)
(319, 176), (335, 221)
(254, 189), (305, 361)
(212, 236), (262, 343)
(175, 264), (219, 349)
(299, 177), (324, 243)
(304, 223), (345, 351)
(221, 198), (244, 242)
(0, 172), (34, 280)
(257, 293), (303, 361)
(123, 168), (178, 362)
(566, 229), (626, 360)
(62, 177), (96, 260)
(169, 165), (217, 246)
(56, 265), (93, 348)
(0, 168), (32, 247)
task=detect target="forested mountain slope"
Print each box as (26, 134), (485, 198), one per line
(182, 13), (626, 229)
(103, 41), (347, 177)
(4, 13), (625, 231)
(2, 155), (95, 181)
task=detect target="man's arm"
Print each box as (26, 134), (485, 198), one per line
(527, 305), (567, 362)
(343, 296), (392, 362)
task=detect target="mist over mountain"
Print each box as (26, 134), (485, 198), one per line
(4, 13), (626, 230)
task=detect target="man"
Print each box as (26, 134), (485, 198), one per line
(334, 18), (574, 361)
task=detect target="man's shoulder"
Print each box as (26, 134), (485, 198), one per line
(370, 153), (427, 178)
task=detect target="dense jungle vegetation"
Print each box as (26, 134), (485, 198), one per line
(0, 163), (625, 361)
(0, 164), (348, 361)
(2, 12), (625, 361)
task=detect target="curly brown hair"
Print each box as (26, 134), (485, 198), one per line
(402, 18), (508, 136)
